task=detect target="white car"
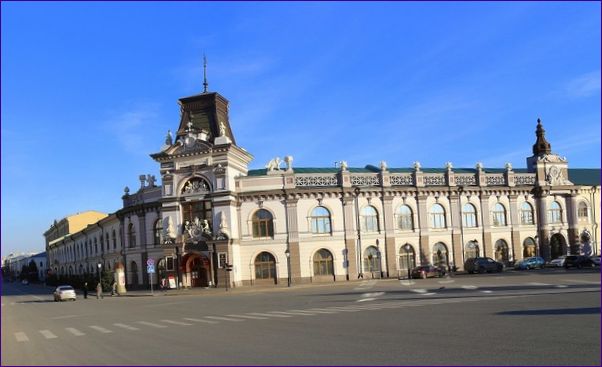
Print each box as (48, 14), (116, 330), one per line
(549, 256), (566, 267)
(53, 285), (76, 302)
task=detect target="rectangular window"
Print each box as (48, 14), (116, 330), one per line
(166, 257), (174, 271)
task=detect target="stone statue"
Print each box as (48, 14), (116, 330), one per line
(284, 156), (293, 171)
(219, 211), (228, 230)
(265, 157), (282, 171)
(165, 130), (173, 146)
(201, 219), (211, 234)
(139, 174), (147, 188)
(219, 121), (226, 137)
(445, 161), (453, 170)
(162, 216), (176, 240)
(413, 161), (421, 171)
(146, 174), (156, 187)
(124, 186), (130, 195)
(380, 160), (388, 171)
(340, 161), (348, 171)
(476, 162), (483, 170)
(505, 162), (513, 171)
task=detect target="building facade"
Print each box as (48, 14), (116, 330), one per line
(44, 88), (601, 290)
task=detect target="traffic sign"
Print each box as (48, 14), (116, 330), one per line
(147, 264), (155, 273)
(147, 258), (155, 266)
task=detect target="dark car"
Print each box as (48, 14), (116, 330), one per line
(464, 257), (504, 274)
(411, 265), (446, 279)
(563, 255), (594, 269)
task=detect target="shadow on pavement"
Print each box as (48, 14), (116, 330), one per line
(497, 307), (600, 316)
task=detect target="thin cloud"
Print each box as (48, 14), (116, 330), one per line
(565, 70), (601, 98)
(102, 105), (160, 154)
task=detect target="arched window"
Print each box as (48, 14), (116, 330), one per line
(99, 234), (104, 252)
(523, 237), (536, 258)
(112, 230), (117, 249)
(495, 239), (510, 265)
(462, 204), (477, 228)
(520, 202), (534, 225)
(432, 242), (449, 268)
(548, 201), (562, 224)
(130, 261), (139, 285)
(578, 202), (589, 221)
(254, 252), (276, 281)
(492, 203), (507, 227)
(396, 205), (413, 230)
(94, 238), (98, 253)
(313, 249), (334, 276)
(128, 223), (136, 248)
(105, 233), (110, 251)
(363, 246), (381, 274)
(310, 207), (331, 234)
(465, 240), (480, 259)
(154, 219), (163, 246)
(399, 244), (416, 273)
(360, 206), (379, 232)
(430, 204), (446, 229)
(252, 209), (274, 238)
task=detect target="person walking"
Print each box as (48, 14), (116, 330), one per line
(96, 282), (103, 299)
(111, 281), (117, 296)
(83, 282), (88, 299)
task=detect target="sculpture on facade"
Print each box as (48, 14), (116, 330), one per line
(505, 162), (513, 171)
(413, 161), (421, 171)
(380, 160), (388, 171)
(162, 216), (176, 241)
(284, 155), (294, 171)
(182, 178), (210, 194)
(265, 157), (282, 171)
(445, 161), (453, 170)
(146, 174), (156, 187)
(219, 121), (226, 137)
(165, 130), (173, 146)
(476, 162), (483, 170)
(340, 161), (348, 171)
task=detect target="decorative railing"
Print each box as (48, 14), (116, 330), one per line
(486, 174), (506, 186)
(514, 174), (536, 185)
(350, 175), (380, 186)
(390, 174), (414, 186)
(423, 174), (446, 186)
(295, 175), (339, 187)
(455, 174), (477, 186)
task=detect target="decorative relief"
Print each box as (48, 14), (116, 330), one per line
(295, 175), (338, 187)
(182, 177), (211, 194)
(423, 174), (445, 186)
(390, 174), (414, 186)
(350, 175), (380, 186)
(486, 174), (506, 186)
(515, 174), (536, 185)
(455, 174), (477, 186)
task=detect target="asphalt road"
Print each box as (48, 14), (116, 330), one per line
(2, 268), (600, 366)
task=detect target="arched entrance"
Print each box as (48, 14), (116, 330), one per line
(523, 237), (536, 258)
(130, 261), (139, 286)
(465, 241), (480, 260)
(313, 249), (335, 281)
(495, 239), (510, 265)
(184, 254), (210, 288)
(399, 244), (416, 275)
(432, 242), (449, 269)
(550, 233), (567, 259)
(254, 252), (277, 285)
(363, 246), (381, 278)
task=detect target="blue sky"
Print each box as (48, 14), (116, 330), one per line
(1, 1), (600, 257)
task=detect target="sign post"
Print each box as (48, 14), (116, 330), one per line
(147, 258), (155, 295)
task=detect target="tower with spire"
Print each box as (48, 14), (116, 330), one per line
(527, 118), (571, 187)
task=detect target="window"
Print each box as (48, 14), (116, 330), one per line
(548, 201), (562, 224)
(154, 219), (163, 246)
(363, 246), (381, 273)
(465, 241), (480, 259)
(254, 252), (276, 280)
(313, 249), (334, 276)
(578, 202), (589, 221)
(492, 203), (507, 227)
(495, 239), (510, 265)
(128, 223), (136, 248)
(94, 238), (98, 254)
(112, 230), (117, 249)
(310, 207), (331, 234)
(520, 202), (534, 225)
(252, 209), (274, 238)
(360, 206), (379, 232)
(182, 200), (212, 228)
(430, 204), (446, 229)
(432, 242), (448, 268)
(396, 205), (413, 230)
(523, 237), (536, 258)
(399, 244), (415, 272)
(166, 257), (174, 271)
(105, 233), (109, 251)
(462, 204), (477, 228)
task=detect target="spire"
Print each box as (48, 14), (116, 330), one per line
(532, 117), (552, 155)
(203, 54), (208, 93)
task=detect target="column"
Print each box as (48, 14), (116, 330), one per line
(284, 198), (302, 282)
(341, 195), (358, 278)
(508, 194), (522, 262)
(449, 192), (462, 270)
(479, 192), (492, 258)
(416, 193), (430, 265)
(381, 195), (396, 278)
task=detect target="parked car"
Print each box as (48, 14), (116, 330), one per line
(564, 255), (594, 269)
(464, 257), (504, 274)
(410, 265), (446, 279)
(548, 256), (567, 267)
(515, 257), (546, 270)
(53, 285), (76, 302)
(591, 256), (600, 266)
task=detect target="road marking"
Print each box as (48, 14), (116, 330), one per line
(247, 312), (291, 318)
(304, 308), (339, 314)
(357, 298), (376, 302)
(289, 309), (329, 315)
(327, 307), (363, 312)
(226, 314), (269, 320)
(40, 330), (58, 339)
(183, 317), (219, 324)
(480, 290), (493, 294)
(462, 285), (478, 290)
(270, 311), (315, 316)
(51, 315), (81, 320)
(136, 321), (167, 328)
(89, 325), (112, 333)
(161, 319), (193, 326)
(66, 328), (85, 336)
(205, 316), (245, 322)
(411, 289), (428, 293)
(555, 285), (568, 288)
(113, 323), (139, 331)
(15, 332), (29, 342)
(527, 282), (551, 286)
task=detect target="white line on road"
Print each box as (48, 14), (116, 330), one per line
(66, 328), (85, 336)
(226, 314), (269, 320)
(89, 326), (112, 333)
(462, 285), (478, 290)
(136, 321), (167, 328)
(327, 307), (363, 312)
(205, 316), (245, 322)
(480, 290), (493, 294)
(15, 332), (29, 342)
(271, 311), (315, 316)
(248, 312), (291, 318)
(356, 298), (376, 302)
(303, 309), (339, 314)
(555, 285), (568, 288)
(527, 282), (552, 286)
(161, 319), (193, 326)
(40, 330), (58, 339)
(51, 315), (81, 320)
(113, 323), (140, 331)
(183, 317), (219, 324)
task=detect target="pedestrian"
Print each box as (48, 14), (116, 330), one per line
(111, 281), (117, 296)
(96, 282), (103, 299)
(83, 282), (88, 299)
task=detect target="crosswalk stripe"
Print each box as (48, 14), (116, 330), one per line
(182, 317), (218, 324)
(113, 323), (139, 331)
(66, 328), (85, 336)
(305, 308), (339, 314)
(40, 330), (58, 339)
(205, 316), (244, 322)
(248, 312), (291, 318)
(269, 311), (315, 316)
(290, 309), (335, 314)
(89, 326), (112, 333)
(15, 332), (29, 342)
(227, 314), (269, 320)
(327, 307), (363, 312)
(161, 319), (193, 326)
(136, 321), (167, 328)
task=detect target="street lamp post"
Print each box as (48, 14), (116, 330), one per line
(97, 262), (102, 288)
(285, 249), (291, 287)
(457, 185), (465, 273)
(353, 186), (363, 279)
(404, 244), (412, 280)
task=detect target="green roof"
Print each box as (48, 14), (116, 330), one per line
(568, 169), (601, 186)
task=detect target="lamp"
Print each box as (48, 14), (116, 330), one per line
(97, 262), (102, 288)
(284, 249), (291, 287)
(404, 244), (412, 280)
